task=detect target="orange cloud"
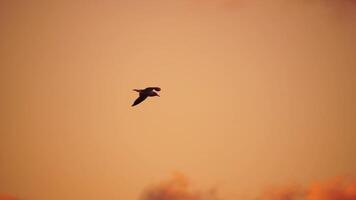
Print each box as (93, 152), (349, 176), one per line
(141, 174), (356, 200)
(260, 185), (303, 200)
(0, 195), (17, 200)
(307, 177), (356, 200)
(260, 177), (356, 200)
(139, 172), (220, 200)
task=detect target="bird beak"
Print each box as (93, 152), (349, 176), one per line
(157, 94), (160, 97)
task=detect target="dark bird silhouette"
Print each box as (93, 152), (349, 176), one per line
(132, 87), (161, 106)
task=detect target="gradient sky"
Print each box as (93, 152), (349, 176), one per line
(1, 1), (356, 200)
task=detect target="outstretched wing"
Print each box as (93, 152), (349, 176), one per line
(144, 87), (161, 92)
(132, 95), (147, 106)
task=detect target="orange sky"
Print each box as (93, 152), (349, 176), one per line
(1, 1), (356, 200)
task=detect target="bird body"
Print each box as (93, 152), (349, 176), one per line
(132, 87), (161, 106)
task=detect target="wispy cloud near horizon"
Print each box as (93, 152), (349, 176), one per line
(141, 174), (356, 200)
(139, 172), (220, 200)
(260, 176), (356, 200)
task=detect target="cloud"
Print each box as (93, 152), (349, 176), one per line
(306, 177), (356, 200)
(260, 185), (303, 200)
(141, 174), (356, 200)
(259, 177), (356, 200)
(0, 195), (17, 200)
(139, 172), (220, 200)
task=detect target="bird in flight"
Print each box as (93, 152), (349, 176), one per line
(132, 87), (161, 106)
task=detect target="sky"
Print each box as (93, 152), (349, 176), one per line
(0, 1), (356, 200)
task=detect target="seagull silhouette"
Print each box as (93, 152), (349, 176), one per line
(132, 87), (161, 106)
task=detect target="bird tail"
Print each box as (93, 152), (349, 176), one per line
(133, 89), (141, 92)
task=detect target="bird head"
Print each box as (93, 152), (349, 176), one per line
(152, 91), (160, 97)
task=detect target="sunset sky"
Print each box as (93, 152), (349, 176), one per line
(1, 1), (356, 200)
